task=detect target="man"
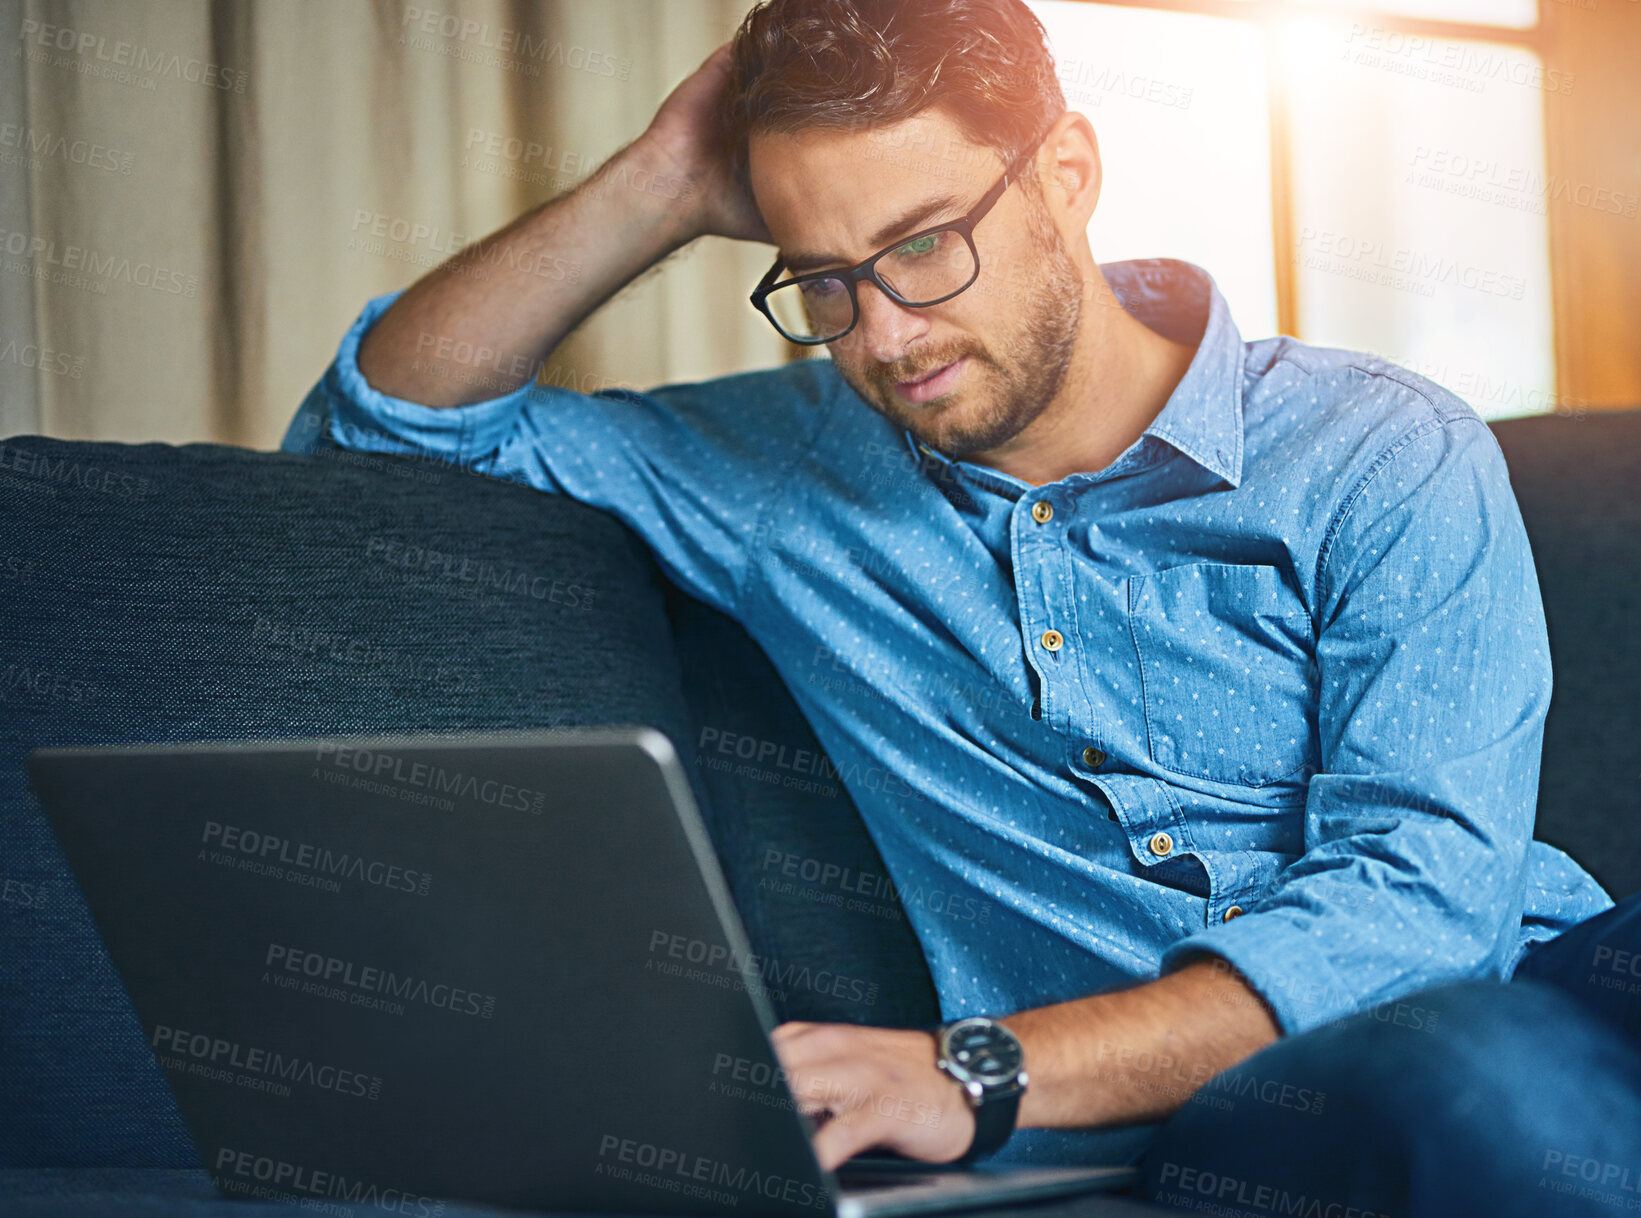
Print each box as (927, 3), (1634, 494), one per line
(284, 1), (1640, 1211)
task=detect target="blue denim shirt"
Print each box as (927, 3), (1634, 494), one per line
(285, 256), (1609, 1071)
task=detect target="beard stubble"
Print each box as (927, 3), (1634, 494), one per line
(834, 195), (1084, 462)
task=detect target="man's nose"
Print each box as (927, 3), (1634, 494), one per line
(852, 280), (931, 364)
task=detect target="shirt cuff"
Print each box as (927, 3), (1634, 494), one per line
(322, 289), (536, 465)
(1159, 914), (1358, 1038)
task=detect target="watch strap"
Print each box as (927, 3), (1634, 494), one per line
(954, 1082), (1021, 1164)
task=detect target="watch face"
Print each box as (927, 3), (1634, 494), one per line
(945, 1021), (1022, 1085)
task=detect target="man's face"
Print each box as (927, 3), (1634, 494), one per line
(749, 108), (1083, 463)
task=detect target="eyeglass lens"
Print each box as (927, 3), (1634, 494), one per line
(765, 229), (978, 342)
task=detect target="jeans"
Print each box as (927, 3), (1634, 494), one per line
(1138, 892), (1641, 1218)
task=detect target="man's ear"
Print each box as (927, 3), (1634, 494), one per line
(1040, 111), (1102, 227)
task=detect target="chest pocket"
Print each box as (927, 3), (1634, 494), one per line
(1128, 562), (1316, 787)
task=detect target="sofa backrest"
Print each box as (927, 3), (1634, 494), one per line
(0, 435), (937, 1169)
(664, 586), (941, 1030)
(1490, 409), (1641, 900)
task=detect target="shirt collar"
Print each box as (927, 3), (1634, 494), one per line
(900, 258), (1245, 490)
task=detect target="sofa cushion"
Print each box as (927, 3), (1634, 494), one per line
(665, 587), (941, 1030)
(1491, 409), (1641, 898)
(0, 436), (705, 1167)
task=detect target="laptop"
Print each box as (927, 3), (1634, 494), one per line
(28, 727), (1135, 1216)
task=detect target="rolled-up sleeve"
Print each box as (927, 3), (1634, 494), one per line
(282, 291), (531, 464)
(282, 290), (839, 621)
(1159, 417), (1558, 1035)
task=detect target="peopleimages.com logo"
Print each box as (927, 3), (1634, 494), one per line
(152, 1023), (383, 1101)
(645, 930), (879, 1008)
(213, 1147), (443, 1216)
(595, 1134), (830, 1211)
(263, 943), (497, 1019)
(313, 741), (548, 814)
(200, 819), (432, 897)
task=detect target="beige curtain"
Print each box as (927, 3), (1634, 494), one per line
(0, 0), (783, 448)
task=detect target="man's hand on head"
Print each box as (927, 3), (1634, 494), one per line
(638, 42), (773, 246)
(770, 1022), (975, 1170)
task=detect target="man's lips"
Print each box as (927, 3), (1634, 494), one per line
(895, 357), (967, 405)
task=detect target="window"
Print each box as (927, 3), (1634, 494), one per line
(1030, 0), (1558, 419)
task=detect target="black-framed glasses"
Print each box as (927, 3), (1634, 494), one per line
(750, 136), (1042, 345)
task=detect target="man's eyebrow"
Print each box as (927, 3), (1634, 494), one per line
(780, 193), (963, 274)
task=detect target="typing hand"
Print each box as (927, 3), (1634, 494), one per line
(770, 1021), (974, 1171)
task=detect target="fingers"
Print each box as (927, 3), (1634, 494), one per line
(772, 1020), (819, 1041)
(766, 1023), (975, 1170)
(811, 1107), (885, 1172)
(773, 1023), (860, 1125)
(801, 1069), (972, 1170)
(769, 1020), (838, 1070)
(795, 1064), (912, 1171)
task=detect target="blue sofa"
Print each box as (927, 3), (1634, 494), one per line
(1, 407), (1636, 1215)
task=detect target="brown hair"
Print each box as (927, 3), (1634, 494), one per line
(721, 0), (1065, 197)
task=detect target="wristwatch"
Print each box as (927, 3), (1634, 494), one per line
(934, 1017), (1027, 1163)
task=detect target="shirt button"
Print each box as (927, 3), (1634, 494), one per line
(1223, 906), (1245, 922)
(1148, 831), (1174, 857)
(1040, 629), (1063, 651)
(1031, 500), (1054, 524)
(1081, 745), (1106, 767)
